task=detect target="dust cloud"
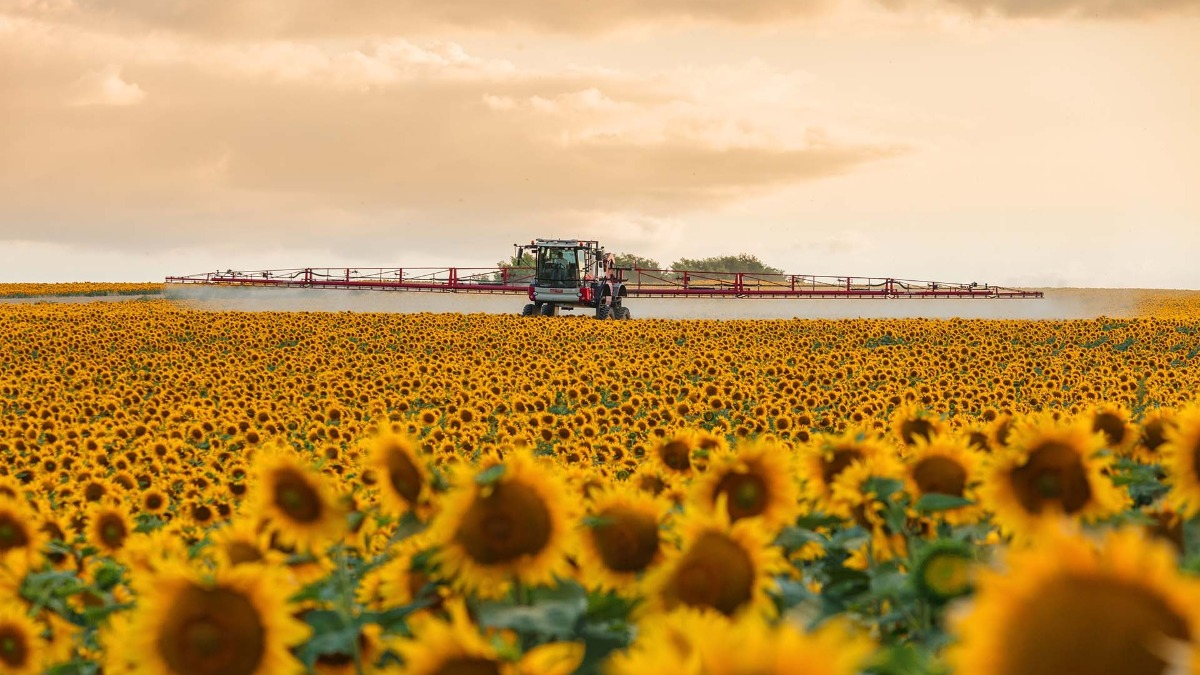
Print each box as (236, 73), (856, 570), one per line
(162, 285), (1167, 320)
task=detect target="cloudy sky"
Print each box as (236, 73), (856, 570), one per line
(1, 0), (1197, 287)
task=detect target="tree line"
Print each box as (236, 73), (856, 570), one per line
(497, 251), (783, 274)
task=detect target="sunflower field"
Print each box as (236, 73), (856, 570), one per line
(3, 297), (1200, 674)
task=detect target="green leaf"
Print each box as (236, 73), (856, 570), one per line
(774, 526), (824, 550)
(475, 464), (506, 486)
(915, 494), (975, 513)
(863, 477), (905, 501)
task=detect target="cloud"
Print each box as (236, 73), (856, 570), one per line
(2, 0), (831, 37)
(884, 0), (1200, 18)
(68, 64), (145, 106)
(0, 18), (905, 258)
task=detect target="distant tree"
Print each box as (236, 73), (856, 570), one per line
(671, 253), (784, 275)
(612, 253), (661, 270)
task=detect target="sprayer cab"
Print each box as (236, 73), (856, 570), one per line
(515, 239), (630, 319)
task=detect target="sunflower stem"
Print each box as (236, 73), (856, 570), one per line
(333, 542), (365, 675)
(513, 578), (531, 606)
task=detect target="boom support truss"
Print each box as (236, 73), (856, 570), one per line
(166, 267), (1043, 299)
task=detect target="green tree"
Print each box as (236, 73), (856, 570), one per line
(670, 253), (784, 275)
(612, 253), (661, 270)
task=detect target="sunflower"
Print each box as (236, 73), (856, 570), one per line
(127, 563), (310, 675)
(829, 456), (909, 565)
(37, 511), (74, 570)
(1136, 408), (1175, 462)
(1087, 403), (1137, 455)
(607, 608), (872, 675)
(122, 527), (190, 575)
(890, 404), (946, 449)
(87, 502), (134, 556)
(690, 439), (800, 531)
(903, 434), (985, 526)
(372, 532), (443, 612)
(392, 599), (582, 675)
(642, 507), (782, 618)
(979, 416), (1127, 539)
(575, 485), (668, 595)
(251, 445), (346, 552)
(0, 497), (44, 572)
(798, 430), (888, 511)
(949, 526), (1200, 675)
(431, 451), (574, 599)
(364, 431), (434, 519)
(211, 517), (282, 569)
(1162, 404), (1200, 517)
(141, 487), (170, 515)
(0, 602), (45, 675)
(645, 431), (702, 478)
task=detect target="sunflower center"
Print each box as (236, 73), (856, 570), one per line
(821, 449), (863, 486)
(919, 552), (972, 599)
(455, 480), (552, 565)
(99, 515), (128, 549)
(1093, 413), (1128, 448)
(966, 432), (991, 452)
(1000, 574), (1189, 675)
(0, 517), (29, 551)
(156, 585), (266, 675)
(146, 494), (164, 510)
(271, 469), (322, 523)
(913, 456), (967, 498)
(1010, 441), (1091, 515)
(226, 542), (264, 566)
(0, 628), (28, 668)
(432, 657), (503, 675)
(1141, 420), (1167, 452)
(899, 418), (935, 445)
(995, 419), (1013, 446)
(659, 441), (691, 472)
(386, 447), (423, 504)
(664, 531), (755, 616)
(714, 471), (768, 521)
(591, 506), (659, 573)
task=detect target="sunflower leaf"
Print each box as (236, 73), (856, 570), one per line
(915, 494), (974, 513)
(475, 464), (507, 486)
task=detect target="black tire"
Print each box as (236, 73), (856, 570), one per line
(521, 304), (536, 317)
(615, 306), (631, 320)
(595, 305), (612, 320)
(540, 303), (556, 317)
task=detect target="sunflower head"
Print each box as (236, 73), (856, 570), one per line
(1087, 403), (1137, 455)
(1164, 405), (1200, 517)
(643, 508), (782, 618)
(129, 564), (310, 675)
(949, 526), (1200, 675)
(981, 416), (1128, 539)
(431, 450), (574, 599)
(691, 439), (799, 530)
(903, 434), (984, 525)
(0, 602), (45, 675)
(890, 404), (945, 448)
(365, 431), (434, 518)
(86, 502), (134, 555)
(576, 485), (668, 595)
(0, 497), (45, 572)
(251, 444), (347, 552)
